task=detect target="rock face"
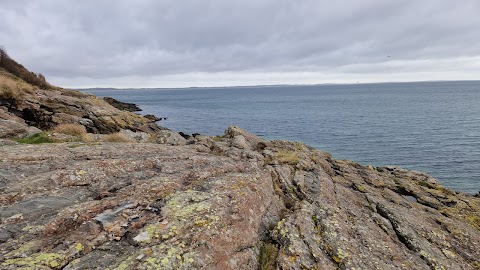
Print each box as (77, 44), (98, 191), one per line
(0, 70), (161, 135)
(1, 126), (479, 270)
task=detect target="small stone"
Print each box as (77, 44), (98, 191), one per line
(133, 231), (151, 243)
(4, 213), (24, 223)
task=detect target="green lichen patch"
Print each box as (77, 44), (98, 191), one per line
(143, 246), (196, 270)
(165, 190), (212, 221)
(4, 240), (41, 258)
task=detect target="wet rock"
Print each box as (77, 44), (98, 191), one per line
(102, 97), (141, 112)
(178, 132), (191, 139)
(144, 114), (162, 122)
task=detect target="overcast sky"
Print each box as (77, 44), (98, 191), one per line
(1, 0), (480, 88)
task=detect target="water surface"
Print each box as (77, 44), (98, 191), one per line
(85, 81), (480, 193)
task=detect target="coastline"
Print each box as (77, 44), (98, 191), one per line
(83, 84), (480, 194)
(1, 59), (479, 268)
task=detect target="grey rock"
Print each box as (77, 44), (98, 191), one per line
(0, 119), (28, 138)
(119, 129), (151, 143)
(231, 135), (250, 150)
(155, 130), (187, 145)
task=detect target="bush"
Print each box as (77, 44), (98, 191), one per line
(16, 132), (56, 144)
(53, 124), (87, 136)
(103, 133), (132, 143)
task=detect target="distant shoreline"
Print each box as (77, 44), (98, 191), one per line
(76, 79), (480, 91)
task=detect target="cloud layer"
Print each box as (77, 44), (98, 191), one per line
(1, 0), (480, 87)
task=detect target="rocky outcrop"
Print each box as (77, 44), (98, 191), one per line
(103, 97), (142, 112)
(0, 68), (163, 135)
(0, 107), (41, 138)
(1, 126), (478, 269)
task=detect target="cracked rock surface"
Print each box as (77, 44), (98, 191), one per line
(1, 126), (479, 269)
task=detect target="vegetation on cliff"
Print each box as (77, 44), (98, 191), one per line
(0, 47), (51, 90)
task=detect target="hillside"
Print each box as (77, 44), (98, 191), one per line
(0, 50), (185, 144)
(0, 55), (479, 269)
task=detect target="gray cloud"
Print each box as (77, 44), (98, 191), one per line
(1, 0), (479, 87)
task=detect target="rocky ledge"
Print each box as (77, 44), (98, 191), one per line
(103, 97), (142, 113)
(1, 126), (479, 270)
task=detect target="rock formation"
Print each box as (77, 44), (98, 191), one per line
(0, 55), (479, 269)
(1, 126), (479, 269)
(103, 97), (142, 112)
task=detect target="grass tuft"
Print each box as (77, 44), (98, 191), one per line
(16, 132), (56, 144)
(52, 124), (87, 136)
(276, 150), (300, 165)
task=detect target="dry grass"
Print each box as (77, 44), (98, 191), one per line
(0, 71), (35, 100)
(53, 124), (87, 136)
(103, 132), (132, 143)
(276, 150), (300, 165)
(258, 242), (278, 270)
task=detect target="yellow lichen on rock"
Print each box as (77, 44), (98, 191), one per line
(2, 253), (65, 268)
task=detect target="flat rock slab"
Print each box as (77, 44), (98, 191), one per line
(0, 132), (479, 269)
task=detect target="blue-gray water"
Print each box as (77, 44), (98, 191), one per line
(85, 81), (480, 193)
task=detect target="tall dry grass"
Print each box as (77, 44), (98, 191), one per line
(53, 124), (87, 136)
(52, 123), (93, 142)
(0, 71), (35, 100)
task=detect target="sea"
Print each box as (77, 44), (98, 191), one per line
(84, 81), (480, 194)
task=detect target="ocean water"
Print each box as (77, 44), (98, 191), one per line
(85, 81), (480, 193)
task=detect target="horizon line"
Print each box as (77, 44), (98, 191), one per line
(75, 78), (480, 91)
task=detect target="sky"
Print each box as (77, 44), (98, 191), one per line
(1, 0), (480, 88)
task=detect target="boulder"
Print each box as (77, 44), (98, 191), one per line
(224, 125), (263, 149)
(119, 129), (151, 143)
(231, 135), (250, 150)
(155, 130), (187, 145)
(0, 119), (29, 138)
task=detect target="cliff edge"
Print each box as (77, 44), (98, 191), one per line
(0, 127), (479, 269)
